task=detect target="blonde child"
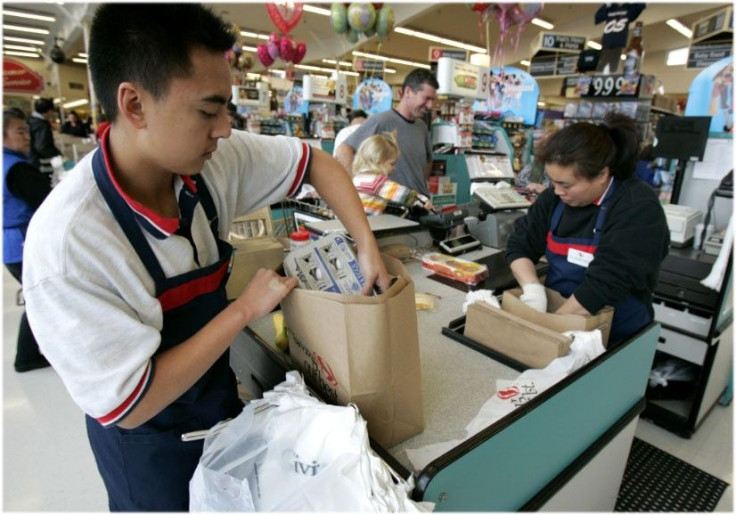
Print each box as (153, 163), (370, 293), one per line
(352, 132), (432, 215)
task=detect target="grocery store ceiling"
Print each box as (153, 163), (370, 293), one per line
(3, 2), (730, 75)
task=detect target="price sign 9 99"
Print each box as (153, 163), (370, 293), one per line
(585, 74), (638, 98)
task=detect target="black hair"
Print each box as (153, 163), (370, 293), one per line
(536, 112), (641, 181)
(348, 110), (367, 122)
(401, 69), (439, 93)
(3, 107), (27, 138)
(88, 4), (235, 122)
(34, 98), (54, 115)
(68, 110), (79, 118)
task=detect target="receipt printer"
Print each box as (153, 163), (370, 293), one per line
(662, 204), (702, 247)
(466, 211), (525, 249)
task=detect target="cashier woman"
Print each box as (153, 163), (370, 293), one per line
(506, 113), (670, 346)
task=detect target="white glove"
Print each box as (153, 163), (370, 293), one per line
(520, 283), (547, 313)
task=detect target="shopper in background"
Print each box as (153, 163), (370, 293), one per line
(332, 109), (367, 160)
(506, 112), (670, 347)
(227, 102), (244, 130)
(3, 108), (52, 373)
(61, 110), (90, 138)
(22, 4), (389, 511)
(352, 132), (432, 215)
(335, 69), (438, 198)
(515, 157), (549, 195)
(635, 142), (657, 187)
(27, 97), (61, 176)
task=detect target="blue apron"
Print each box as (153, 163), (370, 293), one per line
(87, 149), (242, 511)
(544, 180), (651, 346)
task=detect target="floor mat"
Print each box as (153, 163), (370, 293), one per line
(615, 437), (729, 512)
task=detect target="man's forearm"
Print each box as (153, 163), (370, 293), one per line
(334, 143), (355, 176)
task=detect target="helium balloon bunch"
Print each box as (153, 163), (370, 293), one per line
(330, 3), (395, 43)
(225, 24), (255, 71)
(471, 3), (543, 64)
(257, 3), (308, 67)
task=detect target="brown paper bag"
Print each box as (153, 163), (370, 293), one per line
(280, 254), (423, 449)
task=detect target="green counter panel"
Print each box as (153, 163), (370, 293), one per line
(422, 324), (660, 511)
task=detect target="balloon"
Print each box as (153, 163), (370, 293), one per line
(293, 42), (307, 64)
(256, 43), (275, 67)
(375, 5), (394, 37)
(231, 42), (243, 57)
(372, 3), (383, 9)
(225, 49), (236, 66)
(267, 41), (280, 60)
(266, 2), (303, 34)
(347, 3), (376, 32)
(238, 52), (254, 71)
(363, 27), (376, 38)
(279, 36), (296, 62)
(330, 3), (348, 34)
(510, 3), (542, 26)
(268, 32), (280, 45)
(230, 23), (242, 39)
(346, 27), (360, 43)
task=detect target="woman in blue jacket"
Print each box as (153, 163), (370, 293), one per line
(3, 108), (52, 372)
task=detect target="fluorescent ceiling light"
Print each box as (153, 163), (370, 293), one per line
(384, 68), (396, 74)
(303, 5), (330, 16)
(620, 54), (626, 61)
(520, 60), (531, 66)
(3, 50), (41, 58)
(78, 52), (88, 58)
(322, 59), (352, 67)
(242, 45), (258, 52)
(3, 24), (50, 35)
(295, 64), (359, 76)
(3, 9), (56, 22)
(394, 27), (486, 54)
(246, 73), (261, 79)
(63, 98), (89, 109)
(531, 18), (554, 30)
(3, 44), (41, 52)
(537, 101), (546, 107)
(667, 47), (689, 66)
(352, 50), (431, 70)
(240, 30), (269, 40)
(4, 35), (44, 45)
(72, 58), (87, 64)
(666, 19), (693, 39)
(586, 41), (602, 50)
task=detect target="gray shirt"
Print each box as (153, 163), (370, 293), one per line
(344, 109), (432, 196)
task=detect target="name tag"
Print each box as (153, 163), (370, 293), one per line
(568, 249), (594, 268)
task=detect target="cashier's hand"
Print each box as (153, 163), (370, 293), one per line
(520, 282), (547, 313)
(357, 244), (391, 295)
(236, 269), (298, 321)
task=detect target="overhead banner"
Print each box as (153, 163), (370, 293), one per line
(472, 66), (540, 125)
(353, 77), (392, 114)
(532, 32), (586, 54)
(436, 57), (489, 99)
(685, 56), (733, 133)
(429, 46), (468, 62)
(302, 74), (348, 104)
(3, 58), (44, 94)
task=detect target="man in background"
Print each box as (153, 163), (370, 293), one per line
(335, 69), (438, 198)
(332, 109), (367, 161)
(27, 98), (61, 177)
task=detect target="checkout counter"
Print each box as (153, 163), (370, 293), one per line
(228, 235), (661, 511)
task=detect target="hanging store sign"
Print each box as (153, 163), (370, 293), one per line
(533, 33), (586, 54)
(302, 73), (348, 104)
(472, 66), (540, 125)
(3, 58), (44, 94)
(691, 6), (732, 43)
(580, 73), (656, 99)
(353, 58), (385, 73)
(529, 54), (578, 77)
(436, 57), (489, 99)
(428, 46), (468, 62)
(687, 42), (733, 69)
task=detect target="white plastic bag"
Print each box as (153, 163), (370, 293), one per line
(189, 371), (432, 512)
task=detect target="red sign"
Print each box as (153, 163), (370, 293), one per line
(3, 58), (45, 94)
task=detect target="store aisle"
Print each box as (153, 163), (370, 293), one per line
(2, 267), (732, 510)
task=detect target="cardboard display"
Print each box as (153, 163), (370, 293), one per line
(502, 287), (614, 347)
(281, 255), (424, 449)
(225, 237), (285, 300)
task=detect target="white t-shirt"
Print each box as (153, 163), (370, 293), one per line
(23, 130), (309, 424)
(332, 124), (361, 157)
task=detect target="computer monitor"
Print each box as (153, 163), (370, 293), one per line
(652, 116), (711, 162)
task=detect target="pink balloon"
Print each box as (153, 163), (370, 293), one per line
(256, 42), (275, 67)
(267, 41), (280, 60)
(510, 3), (542, 26)
(293, 42), (307, 64)
(268, 32), (280, 45)
(279, 36), (295, 62)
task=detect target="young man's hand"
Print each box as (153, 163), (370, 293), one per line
(235, 269), (297, 322)
(357, 243), (391, 295)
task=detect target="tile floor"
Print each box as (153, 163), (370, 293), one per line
(3, 267), (733, 511)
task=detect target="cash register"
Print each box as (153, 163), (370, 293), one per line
(465, 184), (530, 249)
